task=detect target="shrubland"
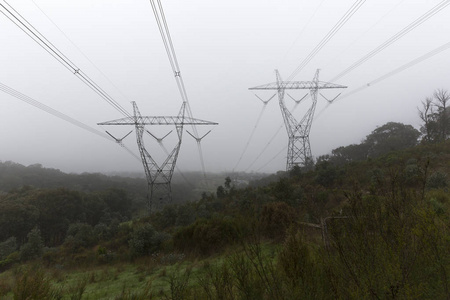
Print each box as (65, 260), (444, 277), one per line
(0, 90), (449, 298)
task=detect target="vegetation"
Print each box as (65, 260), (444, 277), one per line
(0, 90), (449, 299)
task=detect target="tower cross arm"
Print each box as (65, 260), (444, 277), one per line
(249, 81), (347, 90)
(98, 116), (218, 126)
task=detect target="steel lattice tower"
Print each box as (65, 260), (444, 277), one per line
(250, 70), (347, 171)
(98, 101), (217, 212)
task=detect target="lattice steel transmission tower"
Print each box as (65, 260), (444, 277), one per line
(99, 101), (217, 212)
(250, 70), (346, 171)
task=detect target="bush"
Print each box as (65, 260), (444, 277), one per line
(260, 202), (296, 239)
(173, 217), (240, 256)
(13, 266), (62, 299)
(128, 223), (168, 257)
(427, 171), (448, 189)
(19, 228), (43, 261)
(63, 223), (97, 253)
(0, 237), (17, 260)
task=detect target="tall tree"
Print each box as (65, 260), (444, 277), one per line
(434, 89), (450, 140)
(364, 122), (420, 158)
(418, 89), (450, 143)
(418, 97), (434, 142)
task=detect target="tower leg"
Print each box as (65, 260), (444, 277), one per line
(150, 182), (172, 210)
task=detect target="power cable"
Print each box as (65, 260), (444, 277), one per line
(287, 0), (367, 81)
(256, 145), (287, 172)
(0, 1), (131, 118)
(244, 123), (284, 172)
(0, 81), (140, 161)
(148, 0), (209, 175)
(30, 0), (134, 105)
(233, 103), (268, 172)
(330, 0), (450, 81)
(280, 0), (327, 64)
(316, 40), (450, 119)
(322, 0), (406, 69)
(244, 100), (303, 172)
(257, 38), (450, 172)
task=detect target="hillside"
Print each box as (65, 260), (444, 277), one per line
(0, 138), (449, 298)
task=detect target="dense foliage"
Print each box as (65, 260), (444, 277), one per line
(0, 92), (449, 298)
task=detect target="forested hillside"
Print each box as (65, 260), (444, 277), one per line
(0, 90), (449, 299)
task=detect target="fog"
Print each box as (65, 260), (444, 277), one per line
(1, 0), (449, 174)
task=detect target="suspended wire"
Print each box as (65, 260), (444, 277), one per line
(256, 145), (287, 172)
(243, 101), (302, 172)
(30, 0), (134, 105)
(233, 104), (268, 172)
(0, 82), (107, 139)
(256, 32), (450, 172)
(0, 1), (131, 118)
(322, 0), (406, 69)
(316, 40), (450, 119)
(253, 1), (449, 171)
(287, 0), (367, 81)
(244, 123), (284, 172)
(365, 41), (450, 86)
(0, 81), (140, 161)
(148, 0), (208, 175)
(330, 0), (450, 81)
(251, 8), (361, 171)
(279, 0), (327, 64)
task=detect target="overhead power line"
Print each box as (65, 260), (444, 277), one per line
(287, 0), (367, 81)
(0, 1), (131, 117)
(322, 0), (406, 69)
(244, 100), (304, 172)
(316, 40), (450, 119)
(148, 0), (209, 175)
(331, 0), (450, 81)
(256, 146), (287, 172)
(0, 81), (140, 161)
(30, 0), (134, 105)
(244, 123), (284, 172)
(280, 0), (327, 63)
(233, 102), (269, 172)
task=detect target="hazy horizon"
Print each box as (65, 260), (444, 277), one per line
(1, 0), (449, 174)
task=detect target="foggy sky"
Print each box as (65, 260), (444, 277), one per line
(1, 0), (449, 174)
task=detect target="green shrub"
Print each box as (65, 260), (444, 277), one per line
(0, 236), (17, 260)
(63, 223), (97, 253)
(19, 228), (43, 261)
(13, 266), (62, 300)
(260, 202), (296, 240)
(427, 171), (448, 189)
(128, 224), (168, 257)
(173, 217), (240, 256)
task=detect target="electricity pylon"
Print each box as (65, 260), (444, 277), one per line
(98, 101), (217, 212)
(249, 70), (346, 171)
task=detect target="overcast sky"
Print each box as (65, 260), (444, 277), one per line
(1, 0), (449, 175)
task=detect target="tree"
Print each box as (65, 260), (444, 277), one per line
(418, 89), (450, 142)
(19, 227), (43, 261)
(128, 224), (167, 257)
(330, 143), (370, 164)
(434, 89), (450, 140)
(418, 97), (435, 142)
(364, 122), (420, 157)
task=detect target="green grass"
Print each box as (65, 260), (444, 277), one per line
(0, 241), (283, 300)
(0, 257), (211, 299)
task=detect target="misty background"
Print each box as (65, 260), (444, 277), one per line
(1, 0), (449, 174)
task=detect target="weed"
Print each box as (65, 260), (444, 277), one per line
(0, 278), (12, 297)
(68, 275), (88, 300)
(114, 281), (154, 300)
(163, 264), (192, 300)
(12, 265), (62, 300)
